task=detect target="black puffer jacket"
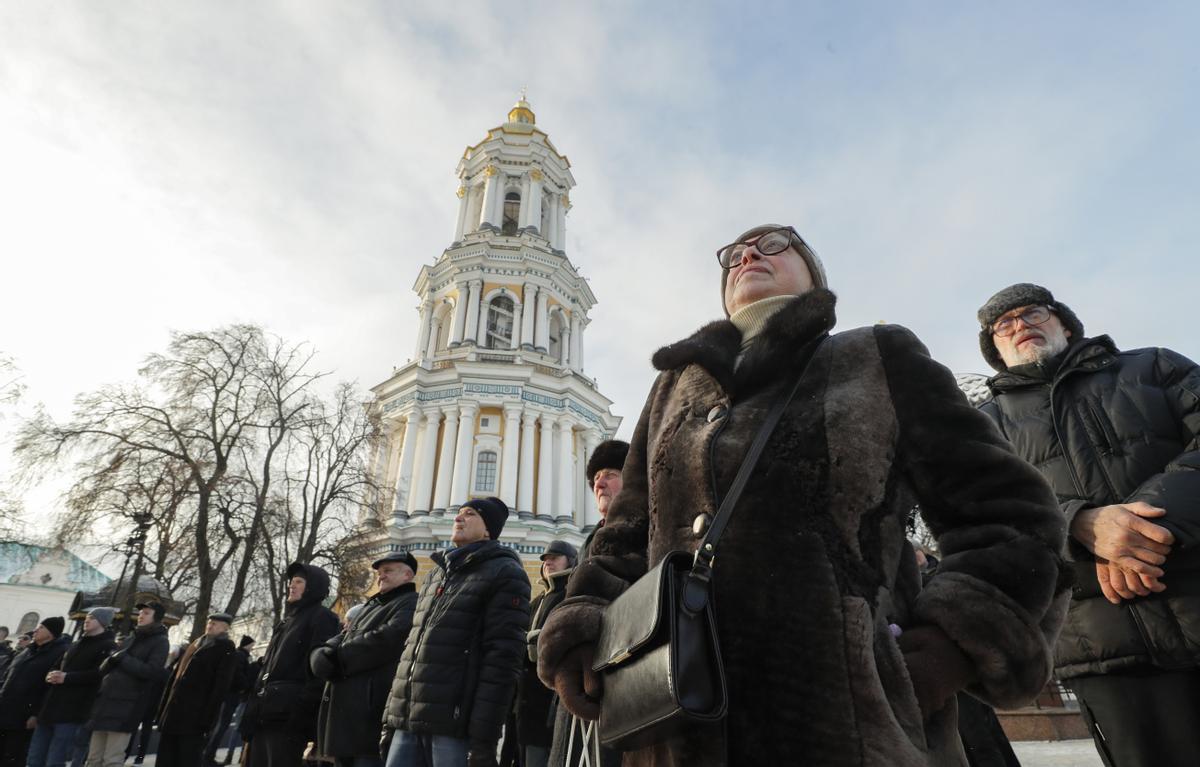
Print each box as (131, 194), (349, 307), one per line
(0, 635), (71, 729)
(382, 541), (531, 748)
(89, 623), (170, 732)
(39, 630), (117, 724)
(243, 563), (341, 740)
(981, 336), (1200, 678)
(312, 582), (418, 758)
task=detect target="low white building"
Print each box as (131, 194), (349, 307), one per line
(0, 541), (110, 636)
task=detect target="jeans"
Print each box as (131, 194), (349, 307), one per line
(335, 757), (383, 767)
(384, 731), (469, 767)
(27, 723), (85, 767)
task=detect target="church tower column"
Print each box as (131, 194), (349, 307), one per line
(521, 284), (537, 350)
(525, 170), (544, 233)
(431, 406), (460, 515)
(462, 280), (483, 346)
(499, 404), (522, 509)
(582, 429), (601, 527)
(408, 410), (440, 517)
(454, 185), (469, 241)
(517, 410), (536, 518)
(415, 300), (433, 362)
(557, 194), (569, 251)
(534, 290), (550, 352)
(556, 416), (575, 523)
(560, 323), (571, 367)
(544, 194), (559, 249)
(391, 412), (419, 519)
(577, 317), (587, 372)
(480, 166), (501, 229)
(569, 311), (582, 372)
(450, 401), (479, 508)
(536, 415), (554, 519)
(509, 297), (523, 350)
(450, 289), (468, 346)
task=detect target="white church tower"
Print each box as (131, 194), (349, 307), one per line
(366, 97), (621, 572)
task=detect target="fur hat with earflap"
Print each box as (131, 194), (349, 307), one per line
(977, 283), (1085, 372)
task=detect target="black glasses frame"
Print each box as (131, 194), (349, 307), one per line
(716, 226), (812, 269)
(991, 306), (1053, 337)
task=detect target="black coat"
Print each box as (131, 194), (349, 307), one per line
(0, 636), (71, 729)
(39, 630), (117, 725)
(243, 563), (341, 740)
(312, 583), (418, 758)
(382, 541), (531, 748)
(515, 569), (569, 749)
(158, 634), (238, 735)
(88, 623), (170, 733)
(982, 336), (1200, 678)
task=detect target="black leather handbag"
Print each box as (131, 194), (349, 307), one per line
(591, 339), (823, 751)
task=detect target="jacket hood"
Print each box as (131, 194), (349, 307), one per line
(284, 561), (332, 609)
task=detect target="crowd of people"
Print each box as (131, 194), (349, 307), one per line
(2, 223), (1198, 767)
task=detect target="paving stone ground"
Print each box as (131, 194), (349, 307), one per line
(1011, 738), (1103, 767)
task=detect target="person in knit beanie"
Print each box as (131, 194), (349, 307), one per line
(535, 223), (1069, 766)
(976, 282), (1200, 767)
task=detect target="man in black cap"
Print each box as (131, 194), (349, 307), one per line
(311, 551), (419, 767)
(0, 617), (70, 767)
(86, 603), (169, 767)
(976, 282), (1200, 767)
(203, 633), (256, 766)
(242, 563), (340, 767)
(157, 614), (239, 767)
(511, 541), (576, 767)
(382, 498), (530, 767)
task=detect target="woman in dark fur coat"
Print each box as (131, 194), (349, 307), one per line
(537, 224), (1070, 766)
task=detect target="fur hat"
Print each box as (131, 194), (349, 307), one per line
(719, 224), (829, 317)
(586, 440), (630, 488)
(540, 540), (578, 568)
(87, 607), (116, 629)
(976, 283), (1085, 372)
(461, 497), (509, 540)
(134, 601), (166, 622)
(40, 616), (65, 638)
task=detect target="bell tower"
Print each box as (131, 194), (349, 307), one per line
(366, 97), (621, 575)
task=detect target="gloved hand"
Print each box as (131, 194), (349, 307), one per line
(379, 727), (394, 760)
(466, 741), (498, 767)
(552, 645), (603, 721)
(309, 646), (339, 680)
(897, 625), (975, 721)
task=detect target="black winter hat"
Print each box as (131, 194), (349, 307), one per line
(40, 616), (65, 638)
(134, 601), (166, 622)
(976, 283), (1085, 372)
(462, 497), (509, 540)
(239, 634), (256, 648)
(586, 440), (630, 488)
(540, 540), (579, 567)
(372, 550), (419, 574)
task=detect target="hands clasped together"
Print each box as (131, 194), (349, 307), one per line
(1072, 502), (1176, 604)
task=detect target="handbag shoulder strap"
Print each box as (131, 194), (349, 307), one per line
(693, 334), (828, 572)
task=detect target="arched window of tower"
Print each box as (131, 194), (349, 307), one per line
(485, 295), (515, 349)
(475, 450), (497, 492)
(502, 191), (521, 236)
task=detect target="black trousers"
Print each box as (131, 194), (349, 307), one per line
(157, 733), (207, 767)
(204, 699), (239, 764)
(0, 728), (34, 767)
(245, 729), (308, 767)
(1069, 667), (1200, 767)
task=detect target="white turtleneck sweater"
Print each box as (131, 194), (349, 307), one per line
(730, 295), (797, 364)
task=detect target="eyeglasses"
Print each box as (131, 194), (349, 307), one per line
(716, 226), (809, 269)
(991, 305), (1052, 337)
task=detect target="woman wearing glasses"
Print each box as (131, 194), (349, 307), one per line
(537, 224), (1069, 766)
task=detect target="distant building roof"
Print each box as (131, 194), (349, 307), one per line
(0, 541), (111, 593)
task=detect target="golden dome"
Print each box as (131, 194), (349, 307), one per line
(507, 91), (536, 125)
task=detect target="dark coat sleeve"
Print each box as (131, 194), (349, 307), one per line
(875, 324), (1069, 707)
(294, 609), (342, 727)
(117, 636), (169, 682)
(468, 563), (532, 746)
(1124, 348), (1200, 554)
(335, 602), (416, 678)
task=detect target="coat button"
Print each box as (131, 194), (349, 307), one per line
(706, 406), (726, 423)
(692, 513), (712, 536)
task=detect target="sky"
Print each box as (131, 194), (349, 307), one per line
(2, 1), (1198, 529)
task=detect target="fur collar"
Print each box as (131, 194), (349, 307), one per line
(651, 288), (837, 393)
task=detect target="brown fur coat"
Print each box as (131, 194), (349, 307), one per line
(538, 290), (1068, 766)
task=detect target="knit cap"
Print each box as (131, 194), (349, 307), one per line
(87, 607), (116, 629)
(462, 497), (509, 540)
(41, 617), (65, 638)
(719, 224), (828, 317)
(976, 283), (1085, 372)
